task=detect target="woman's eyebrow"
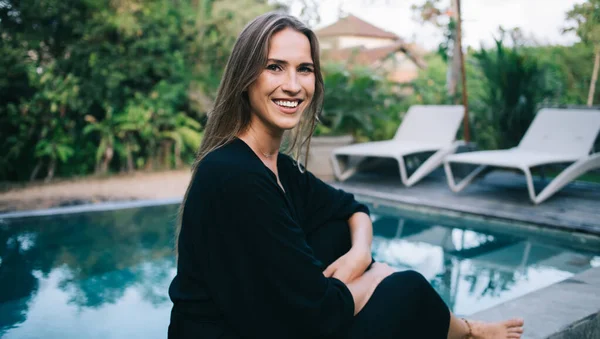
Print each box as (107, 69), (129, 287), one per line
(267, 58), (314, 67)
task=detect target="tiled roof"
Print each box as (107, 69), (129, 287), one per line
(316, 14), (399, 40)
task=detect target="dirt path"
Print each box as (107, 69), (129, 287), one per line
(0, 170), (192, 213)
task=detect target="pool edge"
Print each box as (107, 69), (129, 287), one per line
(332, 183), (600, 237)
(0, 197), (182, 220)
(469, 266), (600, 339)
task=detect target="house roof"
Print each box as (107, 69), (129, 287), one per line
(323, 42), (426, 68)
(316, 14), (399, 40)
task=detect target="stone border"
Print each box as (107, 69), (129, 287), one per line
(470, 267), (600, 339)
(0, 197), (182, 220)
(332, 182), (600, 236)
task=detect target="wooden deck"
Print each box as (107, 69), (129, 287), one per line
(331, 168), (600, 236)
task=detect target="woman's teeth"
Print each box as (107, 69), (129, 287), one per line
(274, 100), (298, 108)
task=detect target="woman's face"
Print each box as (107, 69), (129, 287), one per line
(247, 28), (315, 134)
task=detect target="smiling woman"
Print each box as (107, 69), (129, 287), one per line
(167, 11), (524, 339)
(244, 28), (316, 160)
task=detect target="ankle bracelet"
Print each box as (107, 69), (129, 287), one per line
(462, 318), (473, 339)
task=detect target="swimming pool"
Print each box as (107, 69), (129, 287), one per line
(0, 202), (598, 338)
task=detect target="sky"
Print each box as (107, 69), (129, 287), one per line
(294, 0), (586, 50)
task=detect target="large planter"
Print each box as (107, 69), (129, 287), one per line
(305, 135), (354, 181)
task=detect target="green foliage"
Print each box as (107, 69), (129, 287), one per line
(0, 0), (271, 181)
(563, 0), (600, 106)
(317, 63), (404, 141)
(469, 39), (550, 150)
(564, 0), (600, 47)
(410, 54), (453, 105)
(526, 43), (599, 105)
(410, 0), (456, 62)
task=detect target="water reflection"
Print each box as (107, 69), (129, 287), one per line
(370, 214), (599, 316)
(0, 205), (178, 338)
(0, 205), (598, 337)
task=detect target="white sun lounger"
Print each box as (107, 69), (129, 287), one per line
(444, 108), (600, 204)
(331, 105), (465, 186)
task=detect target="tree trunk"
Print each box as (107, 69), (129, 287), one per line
(30, 160), (42, 182)
(161, 140), (172, 169)
(101, 145), (114, 174)
(447, 0), (461, 98)
(455, 0), (470, 143)
(174, 143), (182, 169)
(45, 157), (56, 183)
(126, 142), (134, 172)
(587, 45), (600, 107)
(145, 157), (154, 171)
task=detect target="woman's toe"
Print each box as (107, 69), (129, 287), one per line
(509, 327), (524, 333)
(504, 318), (524, 328)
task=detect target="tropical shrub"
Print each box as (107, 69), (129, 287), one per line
(0, 0), (271, 182)
(316, 62), (405, 141)
(469, 40), (551, 150)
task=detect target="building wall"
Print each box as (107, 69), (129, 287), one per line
(381, 53), (420, 83)
(319, 37), (335, 50)
(337, 36), (396, 49)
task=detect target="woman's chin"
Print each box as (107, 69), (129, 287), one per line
(273, 117), (302, 131)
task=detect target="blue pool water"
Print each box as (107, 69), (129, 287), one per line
(0, 202), (598, 338)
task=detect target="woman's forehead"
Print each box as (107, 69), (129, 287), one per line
(267, 28), (313, 64)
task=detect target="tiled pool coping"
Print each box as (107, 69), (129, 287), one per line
(0, 196), (598, 339)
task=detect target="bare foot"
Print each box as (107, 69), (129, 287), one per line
(469, 318), (524, 339)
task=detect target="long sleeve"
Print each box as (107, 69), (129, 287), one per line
(290, 162), (369, 234)
(200, 171), (355, 338)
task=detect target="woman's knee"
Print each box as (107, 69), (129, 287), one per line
(396, 269), (428, 285)
(385, 270), (447, 312)
(379, 269), (430, 294)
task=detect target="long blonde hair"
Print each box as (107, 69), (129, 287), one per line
(175, 12), (324, 254)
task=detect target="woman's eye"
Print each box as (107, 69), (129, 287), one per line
(266, 64), (282, 71)
(299, 66), (314, 73)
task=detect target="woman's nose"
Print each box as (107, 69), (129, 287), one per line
(281, 71), (301, 94)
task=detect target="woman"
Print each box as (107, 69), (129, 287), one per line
(168, 12), (524, 339)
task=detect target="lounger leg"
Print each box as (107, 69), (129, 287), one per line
(531, 154), (600, 204)
(444, 161), (487, 192)
(395, 218), (405, 238)
(518, 241), (532, 274)
(396, 156), (410, 186)
(522, 167), (539, 204)
(330, 154), (364, 181)
(404, 142), (465, 187)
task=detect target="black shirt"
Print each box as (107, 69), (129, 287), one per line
(169, 138), (369, 338)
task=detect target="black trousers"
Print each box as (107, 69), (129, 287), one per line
(307, 219), (451, 339)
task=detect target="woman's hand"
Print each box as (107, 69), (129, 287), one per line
(365, 262), (395, 283)
(345, 262), (395, 315)
(322, 246), (372, 284)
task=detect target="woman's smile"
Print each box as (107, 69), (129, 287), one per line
(271, 98), (304, 114)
